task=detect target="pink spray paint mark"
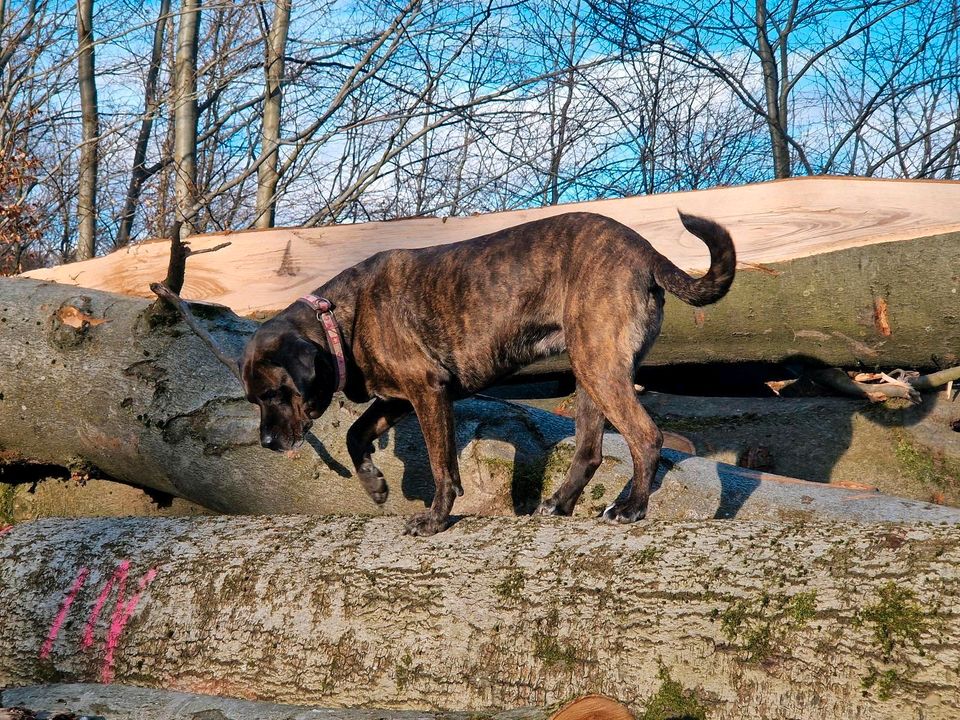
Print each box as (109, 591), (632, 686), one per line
(0, 524), (12, 537)
(82, 559), (129, 649)
(100, 566), (157, 683)
(40, 567), (90, 659)
(77, 559), (159, 683)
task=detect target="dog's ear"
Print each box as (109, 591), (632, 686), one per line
(282, 336), (319, 398)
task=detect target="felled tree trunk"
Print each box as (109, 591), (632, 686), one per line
(1, 277), (958, 523)
(2, 516), (959, 719)
(23, 178), (960, 369)
(649, 229), (960, 368)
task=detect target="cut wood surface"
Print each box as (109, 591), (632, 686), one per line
(24, 177), (960, 315)
(2, 277), (958, 523)
(2, 516), (959, 719)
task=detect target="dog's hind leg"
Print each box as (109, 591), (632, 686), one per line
(566, 326), (663, 524)
(346, 397), (412, 504)
(596, 394), (662, 523)
(403, 381), (462, 536)
(535, 386), (605, 516)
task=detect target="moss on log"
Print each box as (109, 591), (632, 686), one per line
(2, 516), (960, 719)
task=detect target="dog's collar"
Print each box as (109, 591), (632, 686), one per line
(298, 294), (346, 393)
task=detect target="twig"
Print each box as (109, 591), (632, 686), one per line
(150, 282), (243, 383)
(188, 241), (232, 256)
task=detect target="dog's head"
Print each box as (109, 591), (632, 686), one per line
(240, 317), (336, 451)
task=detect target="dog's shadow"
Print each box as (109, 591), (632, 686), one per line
(383, 396), (574, 515)
(635, 357), (943, 518)
(376, 393), (773, 519)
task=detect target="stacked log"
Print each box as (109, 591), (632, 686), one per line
(2, 516), (959, 719)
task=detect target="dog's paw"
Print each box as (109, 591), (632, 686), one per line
(534, 498), (570, 516)
(600, 502), (646, 524)
(403, 511), (448, 537)
(358, 461), (389, 504)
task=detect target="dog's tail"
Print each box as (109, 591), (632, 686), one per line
(652, 211), (736, 307)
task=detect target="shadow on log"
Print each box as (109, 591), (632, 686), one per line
(2, 516), (959, 718)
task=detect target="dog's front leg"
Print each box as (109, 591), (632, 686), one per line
(346, 398), (413, 504)
(404, 383), (461, 536)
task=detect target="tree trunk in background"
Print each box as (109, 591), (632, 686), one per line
(2, 277), (959, 525)
(2, 515), (959, 719)
(755, 0), (790, 179)
(254, 0), (291, 229)
(115, 0), (171, 248)
(173, 0), (201, 238)
(75, 0), (98, 260)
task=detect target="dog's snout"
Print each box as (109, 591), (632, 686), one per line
(261, 432), (279, 450)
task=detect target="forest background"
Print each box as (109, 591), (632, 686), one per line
(1, 0), (957, 272)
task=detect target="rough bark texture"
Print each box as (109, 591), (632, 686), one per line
(3, 277), (959, 524)
(2, 515), (959, 719)
(0, 684), (562, 720)
(2, 277), (959, 524)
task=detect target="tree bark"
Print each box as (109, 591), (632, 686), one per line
(75, 0), (98, 261)
(2, 515), (959, 719)
(115, 0), (171, 249)
(1, 277), (959, 524)
(173, 0), (201, 238)
(253, 0), (291, 229)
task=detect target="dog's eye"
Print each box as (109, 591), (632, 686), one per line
(260, 389), (280, 402)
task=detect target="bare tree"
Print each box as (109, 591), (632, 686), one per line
(75, 0), (98, 259)
(253, 0), (290, 228)
(4, 0), (956, 266)
(173, 0), (201, 238)
(115, 0), (171, 248)
(593, 0), (933, 179)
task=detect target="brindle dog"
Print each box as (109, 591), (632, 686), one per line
(241, 211), (735, 535)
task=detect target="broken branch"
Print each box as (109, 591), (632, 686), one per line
(809, 368), (921, 403)
(149, 281), (243, 382)
(187, 241), (232, 257)
(909, 365), (960, 392)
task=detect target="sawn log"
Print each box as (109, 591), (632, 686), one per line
(1, 516), (959, 719)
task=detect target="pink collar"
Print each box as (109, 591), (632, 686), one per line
(298, 294), (346, 393)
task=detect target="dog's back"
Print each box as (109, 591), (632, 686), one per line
(347, 212), (734, 392)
